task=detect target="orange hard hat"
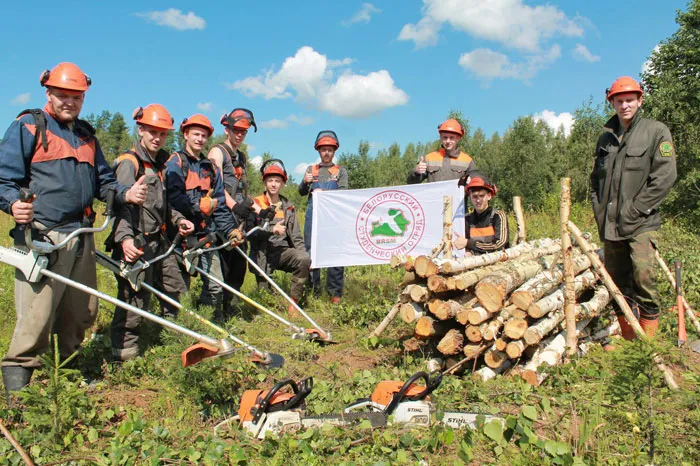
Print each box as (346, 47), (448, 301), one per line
(40, 62), (91, 92)
(466, 174), (497, 195)
(260, 159), (288, 182)
(314, 130), (339, 150)
(438, 118), (464, 137)
(606, 76), (643, 102)
(221, 108), (257, 132)
(133, 104), (174, 131)
(180, 114), (214, 136)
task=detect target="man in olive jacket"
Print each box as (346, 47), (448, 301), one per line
(591, 76), (677, 340)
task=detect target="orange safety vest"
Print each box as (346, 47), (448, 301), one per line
(310, 164), (340, 182)
(424, 149), (472, 169)
(253, 194), (285, 220)
(166, 152), (213, 192)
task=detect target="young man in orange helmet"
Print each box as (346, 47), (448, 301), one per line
(108, 104), (196, 361)
(591, 76), (676, 340)
(408, 118), (476, 184)
(208, 108), (259, 316)
(0, 62), (147, 400)
(166, 114), (244, 320)
(249, 159), (311, 315)
(299, 131), (348, 304)
(454, 173), (509, 255)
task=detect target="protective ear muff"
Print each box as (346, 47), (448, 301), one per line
(40, 69), (51, 86)
(220, 113), (229, 126)
(132, 107), (144, 121)
(85, 74), (92, 87)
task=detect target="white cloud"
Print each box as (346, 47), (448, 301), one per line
(533, 110), (574, 136)
(249, 155), (262, 168)
(319, 71), (409, 118)
(135, 9), (206, 30)
(399, 0), (584, 52)
(572, 44), (600, 63)
(458, 45), (561, 82)
(293, 162), (312, 177)
(230, 46), (409, 118)
(342, 3), (382, 26)
(259, 114), (315, 130)
(10, 92), (30, 106)
(197, 102), (213, 112)
(642, 44), (661, 75)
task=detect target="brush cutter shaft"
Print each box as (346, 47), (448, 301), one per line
(190, 263), (304, 334)
(234, 245), (326, 335)
(40, 268), (220, 347)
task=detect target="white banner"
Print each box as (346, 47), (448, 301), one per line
(310, 180), (466, 268)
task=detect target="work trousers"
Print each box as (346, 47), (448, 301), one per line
(110, 240), (186, 356)
(220, 240), (247, 297)
(3, 229), (98, 369)
(604, 230), (660, 321)
(255, 247), (311, 300)
(183, 250), (224, 312)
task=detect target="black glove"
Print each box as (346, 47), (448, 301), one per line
(457, 174), (469, 187)
(232, 197), (254, 218)
(258, 206), (276, 222)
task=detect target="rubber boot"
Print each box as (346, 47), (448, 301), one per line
(617, 315), (637, 341)
(639, 318), (659, 338)
(2, 366), (34, 407)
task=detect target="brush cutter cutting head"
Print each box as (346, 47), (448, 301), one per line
(250, 352), (285, 368)
(181, 339), (235, 367)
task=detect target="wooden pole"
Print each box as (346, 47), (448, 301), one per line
(369, 304), (400, 338)
(513, 196), (526, 245)
(443, 195), (453, 258)
(568, 220), (679, 390)
(654, 250), (700, 335)
(0, 419), (35, 466)
(560, 177), (577, 358)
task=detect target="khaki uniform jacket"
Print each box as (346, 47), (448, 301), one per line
(249, 194), (306, 275)
(407, 148), (475, 184)
(591, 112), (677, 241)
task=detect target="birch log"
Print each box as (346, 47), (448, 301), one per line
(400, 302), (425, 323)
(414, 316), (453, 339)
(510, 254), (592, 310)
(467, 306), (492, 325)
(494, 338), (508, 352)
(513, 196), (526, 245)
(475, 258), (554, 312)
(414, 256), (442, 277)
(527, 269), (597, 318)
(429, 296), (476, 320)
(506, 340), (527, 359)
(465, 325), (483, 343)
(481, 304), (520, 340)
(473, 360), (514, 382)
(437, 329), (464, 355)
(568, 220), (678, 390)
(503, 317), (529, 340)
(484, 348), (508, 369)
(390, 254), (415, 271)
(440, 238), (559, 275)
(560, 177), (577, 357)
(442, 196), (453, 258)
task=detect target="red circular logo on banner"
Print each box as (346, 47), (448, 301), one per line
(355, 190), (426, 260)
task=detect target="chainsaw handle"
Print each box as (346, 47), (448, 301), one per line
(19, 188), (34, 203)
(384, 371), (442, 415)
(252, 377), (313, 423)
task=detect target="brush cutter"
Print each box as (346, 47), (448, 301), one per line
(221, 371), (501, 439)
(178, 228), (333, 342)
(0, 190), (236, 367)
(233, 244), (332, 341)
(94, 237), (284, 368)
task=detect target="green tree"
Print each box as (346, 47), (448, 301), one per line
(642, 0), (700, 228)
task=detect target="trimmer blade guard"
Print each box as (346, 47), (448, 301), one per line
(306, 328), (336, 344)
(181, 343), (231, 367)
(250, 352), (285, 368)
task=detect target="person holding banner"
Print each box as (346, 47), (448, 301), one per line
(454, 173), (509, 255)
(299, 131), (348, 304)
(407, 118), (476, 184)
(250, 160), (310, 316)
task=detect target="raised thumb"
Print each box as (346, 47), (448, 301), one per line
(134, 175), (147, 185)
(454, 230), (463, 238)
(420, 155), (426, 163)
(206, 189), (213, 198)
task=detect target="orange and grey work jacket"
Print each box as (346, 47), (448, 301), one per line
(407, 148), (475, 184)
(111, 144), (185, 245)
(465, 207), (509, 255)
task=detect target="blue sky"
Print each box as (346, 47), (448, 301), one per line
(0, 0), (686, 179)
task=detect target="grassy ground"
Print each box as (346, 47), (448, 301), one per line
(0, 204), (699, 465)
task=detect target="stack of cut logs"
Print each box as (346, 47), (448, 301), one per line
(390, 238), (620, 385)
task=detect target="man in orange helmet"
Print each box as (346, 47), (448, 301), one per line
(0, 62), (147, 400)
(454, 173), (509, 255)
(299, 131), (348, 303)
(591, 76), (677, 340)
(407, 118), (476, 184)
(208, 108), (258, 316)
(167, 114), (243, 320)
(249, 159), (311, 315)
(108, 104), (196, 361)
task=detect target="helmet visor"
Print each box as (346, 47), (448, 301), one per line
(314, 130), (339, 148)
(226, 108), (257, 132)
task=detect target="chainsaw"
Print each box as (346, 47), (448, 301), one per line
(226, 371), (501, 439)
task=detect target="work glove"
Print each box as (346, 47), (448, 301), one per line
(199, 190), (218, 216)
(457, 174), (470, 188)
(227, 228), (245, 246)
(258, 206), (276, 222)
(232, 196), (254, 218)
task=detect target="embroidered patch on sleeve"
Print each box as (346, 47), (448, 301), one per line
(659, 141), (674, 157)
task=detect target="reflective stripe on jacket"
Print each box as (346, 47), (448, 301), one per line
(465, 207), (509, 255)
(407, 148), (475, 184)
